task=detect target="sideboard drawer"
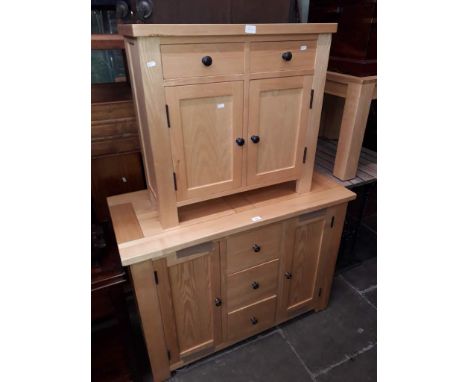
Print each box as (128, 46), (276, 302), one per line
(226, 223), (282, 274)
(161, 43), (245, 79)
(227, 296), (277, 341)
(227, 259), (279, 312)
(250, 40), (317, 73)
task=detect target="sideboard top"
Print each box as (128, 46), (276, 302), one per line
(118, 23), (338, 38)
(107, 172), (355, 266)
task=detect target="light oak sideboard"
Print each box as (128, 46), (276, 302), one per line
(119, 23), (337, 228)
(108, 173), (355, 381)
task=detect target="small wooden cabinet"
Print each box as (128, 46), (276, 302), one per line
(120, 24), (337, 228)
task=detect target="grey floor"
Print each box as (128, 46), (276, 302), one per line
(167, 257), (377, 382)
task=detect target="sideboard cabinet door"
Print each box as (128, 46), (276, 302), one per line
(166, 245), (222, 360)
(165, 81), (244, 203)
(247, 76), (312, 186)
(278, 214), (328, 319)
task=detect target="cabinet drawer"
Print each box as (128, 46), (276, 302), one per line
(227, 260), (279, 312)
(250, 40), (316, 73)
(226, 223), (282, 274)
(227, 296), (277, 341)
(161, 43), (244, 79)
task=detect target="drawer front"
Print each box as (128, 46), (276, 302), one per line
(227, 296), (277, 341)
(161, 43), (245, 79)
(227, 260), (279, 312)
(226, 223), (282, 274)
(250, 40), (316, 73)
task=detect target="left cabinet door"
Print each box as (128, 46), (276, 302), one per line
(165, 81), (244, 203)
(164, 243), (223, 360)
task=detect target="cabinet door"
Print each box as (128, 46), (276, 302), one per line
(247, 76), (312, 186)
(166, 244), (222, 359)
(278, 213), (329, 319)
(166, 81), (244, 202)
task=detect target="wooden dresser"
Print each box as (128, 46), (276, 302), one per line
(107, 24), (358, 382)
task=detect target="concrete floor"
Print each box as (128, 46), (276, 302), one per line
(165, 257), (377, 382)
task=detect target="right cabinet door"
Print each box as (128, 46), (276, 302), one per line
(247, 76), (312, 186)
(278, 213), (329, 319)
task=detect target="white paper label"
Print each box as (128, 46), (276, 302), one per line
(300, 45), (307, 51)
(245, 25), (257, 34)
(216, 103), (225, 109)
(146, 61), (156, 68)
(251, 216), (263, 222)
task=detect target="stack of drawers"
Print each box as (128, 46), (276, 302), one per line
(224, 223), (282, 340)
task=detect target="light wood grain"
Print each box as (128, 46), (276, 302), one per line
(250, 40), (316, 73)
(161, 43), (244, 79)
(227, 259), (279, 312)
(167, 247), (221, 358)
(119, 23), (338, 38)
(165, 81), (244, 202)
(333, 82), (375, 180)
(108, 203), (143, 244)
(226, 223), (282, 274)
(124, 37), (179, 228)
(130, 261), (170, 381)
(296, 33), (332, 193)
(227, 295), (277, 341)
(247, 76), (312, 186)
(152, 258), (181, 365)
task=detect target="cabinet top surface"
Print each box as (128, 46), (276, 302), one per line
(107, 172), (355, 267)
(118, 23), (337, 38)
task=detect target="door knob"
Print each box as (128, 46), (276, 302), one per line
(285, 272), (292, 279)
(252, 244), (261, 252)
(214, 297), (222, 307)
(250, 316), (258, 325)
(202, 56), (213, 66)
(236, 137), (245, 146)
(282, 51), (293, 61)
(251, 281), (260, 290)
(250, 135), (260, 144)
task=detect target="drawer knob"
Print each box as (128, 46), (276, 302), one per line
(236, 137), (245, 146)
(282, 51), (293, 61)
(252, 244), (261, 252)
(202, 56), (213, 66)
(250, 135), (260, 144)
(250, 316), (258, 325)
(214, 297), (222, 307)
(285, 272), (292, 279)
(251, 281), (260, 290)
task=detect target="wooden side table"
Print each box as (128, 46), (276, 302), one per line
(321, 71), (377, 180)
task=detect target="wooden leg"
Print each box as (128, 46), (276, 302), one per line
(333, 82), (375, 180)
(130, 261), (171, 382)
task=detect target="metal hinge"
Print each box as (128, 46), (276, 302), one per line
(331, 216), (335, 228)
(173, 172), (177, 191)
(318, 287), (322, 297)
(302, 147), (308, 163)
(309, 89), (314, 109)
(153, 271), (159, 285)
(165, 104), (171, 127)
(167, 350), (171, 360)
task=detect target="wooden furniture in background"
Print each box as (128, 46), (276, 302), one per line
(308, 0), (377, 76)
(119, 23), (337, 228)
(319, 71), (377, 180)
(108, 172), (355, 381)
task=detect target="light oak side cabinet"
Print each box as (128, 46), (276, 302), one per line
(119, 23), (337, 228)
(127, 201), (348, 381)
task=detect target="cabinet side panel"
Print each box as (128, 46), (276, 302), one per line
(130, 261), (171, 381)
(297, 33), (332, 192)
